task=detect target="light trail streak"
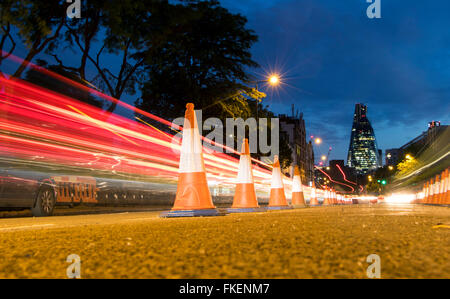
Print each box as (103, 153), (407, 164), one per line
(0, 54), (313, 199)
(314, 166), (355, 193)
(0, 52), (272, 168)
(0, 76), (278, 195)
(335, 164), (357, 185)
(395, 151), (450, 181)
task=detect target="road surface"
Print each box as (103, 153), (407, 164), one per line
(0, 204), (448, 278)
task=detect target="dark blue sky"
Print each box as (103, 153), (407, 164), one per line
(4, 0), (449, 163)
(220, 0), (450, 162)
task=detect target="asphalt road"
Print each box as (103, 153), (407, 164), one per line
(0, 204), (448, 278)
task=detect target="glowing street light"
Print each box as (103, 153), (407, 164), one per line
(405, 154), (413, 161)
(388, 166), (394, 170)
(268, 74), (280, 86)
(315, 138), (322, 145)
(321, 155), (327, 161)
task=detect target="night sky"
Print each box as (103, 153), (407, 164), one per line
(4, 1), (450, 164)
(220, 0), (450, 163)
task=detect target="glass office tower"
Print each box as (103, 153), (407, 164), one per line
(347, 104), (381, 174)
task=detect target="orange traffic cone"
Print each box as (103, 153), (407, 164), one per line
(228, 139), (265, 213)
(440, 168), (448, 205)
(309, 181), (319, 206)
(291, 166), (306, 207)
(437, 170), (445, 205)
(428, 178), (434, 205)
(162, 103), (223, 217)
(267, 155), (291, 210)
(432, 174), (440, 204)
(445, 168), (450, 205)
(323, 187), (332, 205)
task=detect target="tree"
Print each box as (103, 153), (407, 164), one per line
(136, 0), (259, 121)
(50, 0), (155, 113)
(0, 0), (66, 78)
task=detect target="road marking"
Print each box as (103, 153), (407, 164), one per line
(432, 224), (450, 229)
(0, 224), (55, 231)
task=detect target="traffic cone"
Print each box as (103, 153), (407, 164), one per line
(162, 103), (224, 217)
(437, 170), (445, 205)
(309, 181), (319, 206)
(267, 155), (291, 210)
(322, 187), (332, 206)
(291, 166), (306, 208)
(228, 139), (265, 213)
(427, 178), (434, 205)
(445, 168), (450, 205)
(440, 168), (449, 205)
(432, 174), (440, 204)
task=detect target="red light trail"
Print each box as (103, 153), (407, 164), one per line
(0, 66), (283, 198)
(335, 164), (357, 185)
(314, 166), (355, 193)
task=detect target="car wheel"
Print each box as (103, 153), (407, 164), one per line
(31, 185), (55, 217)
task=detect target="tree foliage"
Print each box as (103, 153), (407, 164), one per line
(0, 0), (66, 77)
(136, 0), (259, 121)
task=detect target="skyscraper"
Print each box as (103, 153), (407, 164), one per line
(347, 103), (381, 174)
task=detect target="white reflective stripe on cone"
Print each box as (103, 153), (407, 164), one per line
(236, 154), (253, 184)
(179, 128), (205, 173)
(271, 167), (284, 189)
(292, 175), (303, 192)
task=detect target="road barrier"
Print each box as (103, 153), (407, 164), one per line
(291, 166), (306, 207)
(228, 138), (265, 213)
(161, 103), (223, 217)
(267, 155), (291, 210)
(416, 167), (449, 206)
(309, 181), (319, 206)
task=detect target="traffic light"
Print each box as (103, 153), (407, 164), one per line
(381, 180), (386, 185)
(377, 180), (381, 183)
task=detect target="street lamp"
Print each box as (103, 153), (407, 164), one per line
(315, 138), (322, 145)
(268, 75), (279, 85)
(253, 73), (281, 120)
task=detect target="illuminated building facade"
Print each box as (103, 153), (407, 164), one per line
(347, 103), (381, 174)
(279, 109), (314, 184)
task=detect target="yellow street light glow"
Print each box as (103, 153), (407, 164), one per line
(406, 154), (413, 160)
(321, 155), (327, 161)
(268, 74), (280, 85)
(315, 138), (322, 144)
(388, 166), (394, 170)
